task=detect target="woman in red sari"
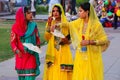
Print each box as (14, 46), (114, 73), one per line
(10, 6), (41, 80)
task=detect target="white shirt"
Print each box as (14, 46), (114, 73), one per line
(31, 0), (36, 12)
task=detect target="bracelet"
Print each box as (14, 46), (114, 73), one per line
(89, 40), (90, 45)
(46, 27), (50, 33)
(15, 49), (20, 54)
(94, 40), (97, 45)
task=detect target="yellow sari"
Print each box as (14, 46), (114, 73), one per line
(62, 4), (109, 80)
(43, 4), (73, 80)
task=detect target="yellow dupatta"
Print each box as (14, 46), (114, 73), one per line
(69, 4), (109, 52)
(45, 4), (68, 63)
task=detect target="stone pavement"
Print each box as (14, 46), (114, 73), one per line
(0, 25), (120, 80)
(103, 28), (120, 80)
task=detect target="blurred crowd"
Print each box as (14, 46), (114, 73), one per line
(1, 0), (120, 29)
(94, 0), (120, 29)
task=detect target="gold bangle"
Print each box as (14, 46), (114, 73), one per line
(94, 40), (97, 45)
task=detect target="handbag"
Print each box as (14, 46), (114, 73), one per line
(102, 40), (110, 52)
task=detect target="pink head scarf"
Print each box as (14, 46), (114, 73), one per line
(12, 7), (26, 36)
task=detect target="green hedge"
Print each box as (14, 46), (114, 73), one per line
(36, 5), (48, 14)
(76, 0), (89, 7)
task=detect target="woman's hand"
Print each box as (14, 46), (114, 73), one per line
(48, 16), (53, 26)
(47, 16), (56, 32)
(18, 52), (22, 58)
(50, 25), (55, 32)
(60, 37), (71, 45)
(80, 40), (89, 46)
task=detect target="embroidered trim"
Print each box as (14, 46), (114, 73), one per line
(18, 73), (36, 76)
(11, 31), (15, 42)
(60, 64), (73, 72)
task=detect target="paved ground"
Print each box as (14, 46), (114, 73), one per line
(103, 28), (120, 80)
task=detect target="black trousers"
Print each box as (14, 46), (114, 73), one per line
(70, 6), (77, 15)
(114, 14), (119, 29)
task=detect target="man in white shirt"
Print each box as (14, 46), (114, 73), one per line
(10, 0), (15, 13)
(31, 0), (36, 17)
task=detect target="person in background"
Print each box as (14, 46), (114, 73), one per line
(114, 0), (120, 29)
(30, 0), (36, 17)
(10, 6), (41, 80)
(43, 4), (73, 80)
(9, 0), (15, 13)
(70, 0), (77, 15)
(48, 0), (60, 15)
(60, 0), (65, 12)
(66, 0), (71, 13)
(100, 9), (113, 27)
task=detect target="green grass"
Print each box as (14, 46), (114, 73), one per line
(0, 20), (46, 62)
(0, 20), (13, 62)
(37, 21), (46, 45)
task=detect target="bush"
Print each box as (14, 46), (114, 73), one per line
(76, 0), (89, 7)
(36, 5), (48, 14)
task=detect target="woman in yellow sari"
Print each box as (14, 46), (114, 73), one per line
(43, 4), (73, 80)
(60, 2), (109, 80)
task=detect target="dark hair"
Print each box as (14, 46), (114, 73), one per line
(52, 5), (62, 15)
(24, 6), (31, 13)
(80, 2), (90, 12)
